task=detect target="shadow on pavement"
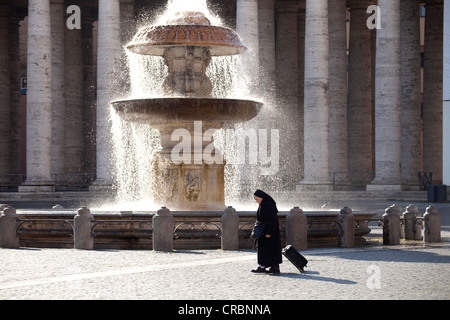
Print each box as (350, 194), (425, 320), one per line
(272, 270), (358, 285)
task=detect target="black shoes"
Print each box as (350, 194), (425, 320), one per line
(251, 267), (267, 273)
(267, 267), (280, 274)
(251, 267), (280, 274)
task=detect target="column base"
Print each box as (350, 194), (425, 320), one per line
(89, 182), (114, 193)
(366, 184), (402, 192)
(400, 182), (421, 191)
(19, 181), (54, 193)
(296, 180), (333, 192)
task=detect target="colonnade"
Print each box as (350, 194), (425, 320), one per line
(0, 0), (445, 193)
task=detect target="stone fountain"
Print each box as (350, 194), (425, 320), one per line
(111, 10), (262, 211)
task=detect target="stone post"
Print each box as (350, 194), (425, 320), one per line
(403, 204), (421, 240)
(423, 205), (441, 243)
(382, 204), (401, 245)
(0, 206), (19, 248)
(221, 206), (239, 250)
(286, 206), (307, 250)
(338, 207), (354, 248)
(0, 6), (11, 176)
(74, 207), (94, 250)
(152, 207), (174, 252)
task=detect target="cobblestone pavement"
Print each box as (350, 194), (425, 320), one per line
(1, 201), (449, 301)
(1, 238), (449, 300)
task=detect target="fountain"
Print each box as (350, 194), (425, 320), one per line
(111, 8), (262, 211)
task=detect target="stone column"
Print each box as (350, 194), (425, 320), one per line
(423, 0), (444, 184)
(93, 0), (121, 189)
(328, 0), (348, 175)
(403, 204), (421, 240)
(367, 0), (402, 191)
(19, 0), (54, 192)
(258, 0), (276, 106)
(221, 206), (239, 250)
(236, 0), (259, 97)
(64, 26), (84, 173)
(0, 5), (11, 176)
(50, 0), (65, 176)
(297, 0), (331, 191)
(401, 0), (422, 187)
(276, 0), (300, 189)
(235, 0), (260, 195)
(347, 0), (373, 174)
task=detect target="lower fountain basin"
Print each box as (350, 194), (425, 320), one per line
(110, 97), (262, 126)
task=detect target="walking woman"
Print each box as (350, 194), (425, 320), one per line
(251, 189), (282, 274)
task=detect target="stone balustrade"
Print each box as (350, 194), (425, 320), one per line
(0, 204), (441, 250)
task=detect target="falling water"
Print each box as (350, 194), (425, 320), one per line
(155, 0), (224, 27)
(110, 109), (161, 210)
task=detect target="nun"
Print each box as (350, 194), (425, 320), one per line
(251, 189), (282, 274)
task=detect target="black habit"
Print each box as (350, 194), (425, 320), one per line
(254, 190), (282, 267)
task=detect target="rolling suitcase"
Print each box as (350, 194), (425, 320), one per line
(282, 245), (308, 273)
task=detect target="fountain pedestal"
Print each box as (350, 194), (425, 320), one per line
(111, 97), (261, 210)
(151, 155), (225, 211)
(150, 120), (225, 210)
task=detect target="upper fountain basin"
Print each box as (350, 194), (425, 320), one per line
(126, 11), (247, 56)
(110, 97), (262, 126)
